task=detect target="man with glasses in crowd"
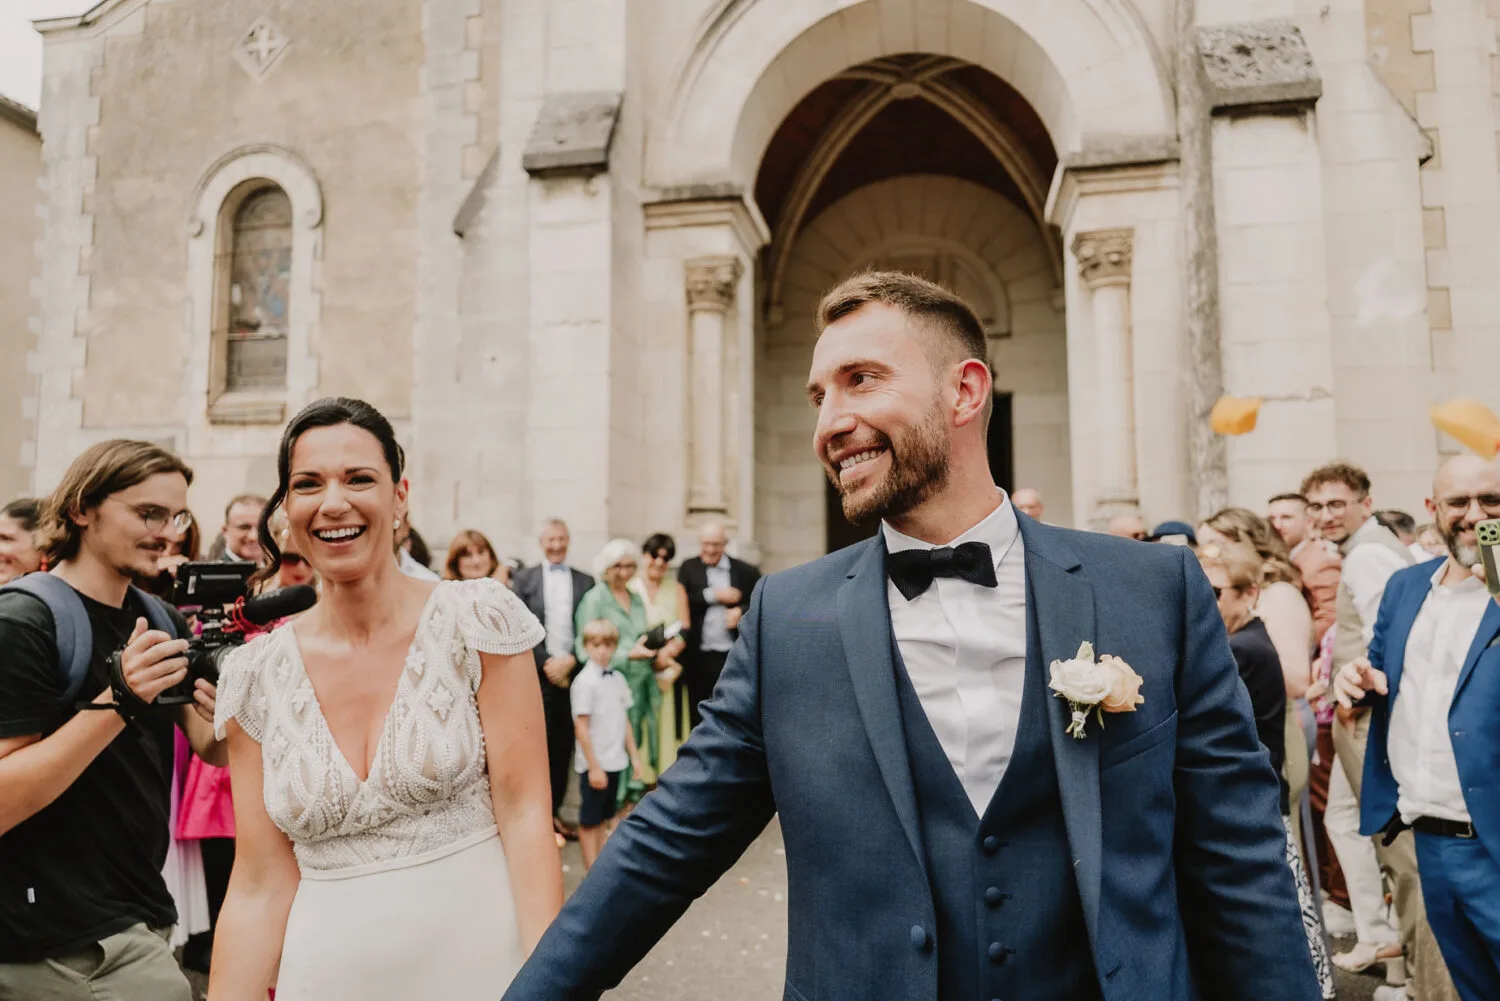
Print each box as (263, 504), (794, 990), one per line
(1303, 462), (1456, 1000)
(217, 494), (266, 565)
(1337, 454), (1500, 1001)
(0, 440), (224, 999)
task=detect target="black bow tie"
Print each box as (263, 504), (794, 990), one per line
(887, 541), (997, 601)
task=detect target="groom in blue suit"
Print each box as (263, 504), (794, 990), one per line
(1338, 454), (1500, 1001)
(504, 272), (1318, 1000)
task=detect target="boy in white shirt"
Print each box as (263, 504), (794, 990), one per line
(571, 619), (645, 868)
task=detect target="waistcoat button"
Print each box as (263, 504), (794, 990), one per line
(910, 925), (930, 952)
(984, 886), (1005, 907)
(982, 835), (1001, 854)
(988, 941), (1009, 963)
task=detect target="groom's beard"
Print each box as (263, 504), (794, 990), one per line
(826, 402), (951, 525)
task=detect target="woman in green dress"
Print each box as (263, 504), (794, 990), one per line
(629, 533), (690, 776)
(574, 539), (657, 808)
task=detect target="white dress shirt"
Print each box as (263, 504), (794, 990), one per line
(1389, 564), (1488, 824)
(883, 497), (1026, 816)
(700, 556), (733, 653)
(1341, 519), (1412, 644)
(542, 561), (575, 659)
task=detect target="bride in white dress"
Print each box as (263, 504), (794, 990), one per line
(207, 398), (563, 1001)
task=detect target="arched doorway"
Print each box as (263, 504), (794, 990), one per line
(639, 0), (1182, 571)
(752, 54), (1071, 566)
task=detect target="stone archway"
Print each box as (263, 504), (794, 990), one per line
(647, 0), (1174, 190)
(757, 175), (1068, 570)
(639, 0), (1187, 563)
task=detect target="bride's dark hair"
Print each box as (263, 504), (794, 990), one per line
(252, 397), (406, 588)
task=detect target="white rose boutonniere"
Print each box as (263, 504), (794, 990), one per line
(1048, 641), (1145, 739)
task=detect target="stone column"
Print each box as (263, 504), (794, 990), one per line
(1074, 229), (1139, 519)
(685, 255), (742, 514)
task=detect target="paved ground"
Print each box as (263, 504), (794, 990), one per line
(570, 820), (789, 1001)
(185, 821), (1397, 1000)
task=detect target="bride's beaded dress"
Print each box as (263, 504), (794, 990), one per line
(215, 578), (544, 1000)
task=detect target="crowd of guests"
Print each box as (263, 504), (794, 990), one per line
(1008, 458), (1492, 1001)
(3, 440), (1494, 1000)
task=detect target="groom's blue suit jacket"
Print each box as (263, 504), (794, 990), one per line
(506, 517), (1319, 1001)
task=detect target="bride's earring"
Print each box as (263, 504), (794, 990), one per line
(394, 517), (402, 531)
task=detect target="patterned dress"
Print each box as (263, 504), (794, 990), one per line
(214, 579), (544, 1000)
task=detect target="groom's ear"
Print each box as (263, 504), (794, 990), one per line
(950, 359), (992, 430)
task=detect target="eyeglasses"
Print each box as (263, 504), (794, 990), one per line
(647, 551), (672, 562)
(1305, 498), (1359, 516)
(612, 562), (638, 573)
(1439, 494), (1500, 515)
(281, 553), (308, 567)
(1211, 586), (1223, 599)
(109, 498), (193, 535)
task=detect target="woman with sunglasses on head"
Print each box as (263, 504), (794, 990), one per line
(1199, 542), (1336, 1000)
(629, 534), (689, 775)
(207, 398), (561, 1001)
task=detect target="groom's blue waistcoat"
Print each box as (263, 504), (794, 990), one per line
(894, 637), (1100, 1001)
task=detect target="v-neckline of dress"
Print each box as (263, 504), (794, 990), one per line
(280, 584), (444, 786)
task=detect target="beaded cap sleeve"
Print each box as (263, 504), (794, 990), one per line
(211, 579), (545, 874)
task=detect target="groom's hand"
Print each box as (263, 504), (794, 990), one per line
(1333, 656), (1387, 709)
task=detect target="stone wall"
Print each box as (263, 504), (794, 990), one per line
(35, 0), (422, 522)
(0, 105), (42, 502)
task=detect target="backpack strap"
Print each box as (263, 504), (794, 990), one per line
(0, 573), (92, 705)
(129, 585), (179, 640)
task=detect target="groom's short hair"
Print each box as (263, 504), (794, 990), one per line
(816, 271), (990, 375)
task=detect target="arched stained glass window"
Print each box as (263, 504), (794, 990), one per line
(225, 186), (292, 391)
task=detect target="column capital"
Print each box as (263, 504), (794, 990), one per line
(685, 256), (743, 313)
(1072, 229), (1134, 289)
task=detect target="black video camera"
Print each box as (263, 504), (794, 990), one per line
(108, 562), (317, 712)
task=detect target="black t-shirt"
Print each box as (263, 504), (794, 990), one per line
(1227, 617), (1290, 816)
(0, 583), (188, 961)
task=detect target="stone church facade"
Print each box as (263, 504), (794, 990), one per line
(17, 0), (1496, 569)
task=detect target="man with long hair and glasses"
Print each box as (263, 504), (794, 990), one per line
(0, 440), (224, 1000)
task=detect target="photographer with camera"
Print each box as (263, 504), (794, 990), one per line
(0, 440), (225, 1000)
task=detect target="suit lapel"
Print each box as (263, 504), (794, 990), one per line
(1455, 600), (1500, 701)
(1018, 517), (1102, 946)
(838, 538), (925, 872)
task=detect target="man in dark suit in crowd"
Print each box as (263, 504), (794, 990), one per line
(512, 518), (594, 839)
(677, 522), (760, 730)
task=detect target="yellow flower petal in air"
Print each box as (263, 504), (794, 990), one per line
(1430, 399), (1500, 460)
(1210, 396), (1263, 436)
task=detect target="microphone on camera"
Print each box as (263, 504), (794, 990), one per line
(231, 584), (318, 630)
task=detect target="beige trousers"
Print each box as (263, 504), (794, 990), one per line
(0, 923), (193, 1001)
(1335, 712), (1460, 1001)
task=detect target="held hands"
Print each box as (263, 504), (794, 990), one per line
(542, 654), (575, 688)
(587, 766), (607, 791)
(119, 617), (191, 705)
(1333, 656), (1388, 709)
